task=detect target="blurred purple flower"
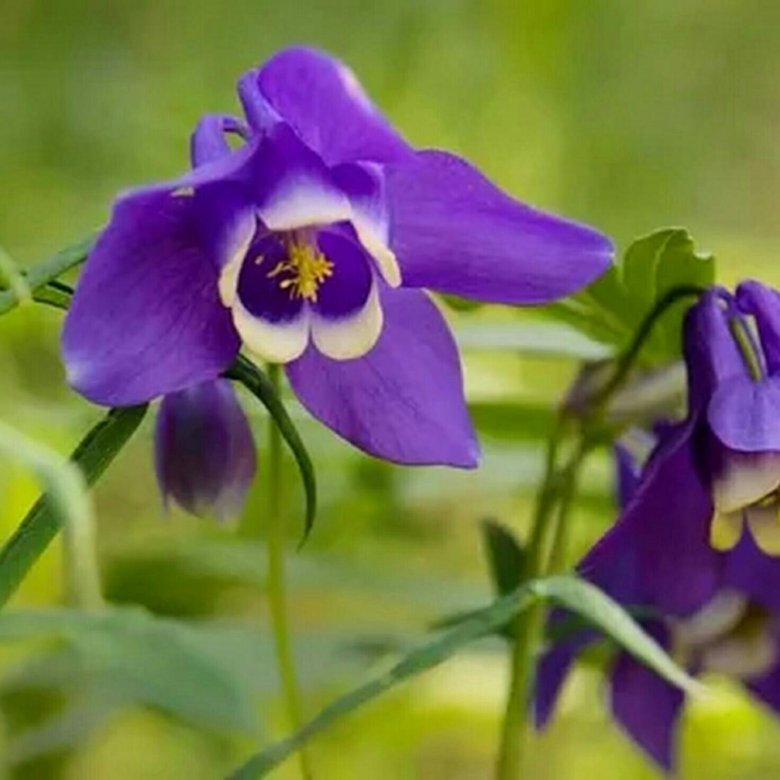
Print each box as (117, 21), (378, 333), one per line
(155, 379), (256, 521)
(536, 433), (780, 770)
(690, 282), (780, 554)
(62, 47), (613, 467)
(596, 281), (780, 584)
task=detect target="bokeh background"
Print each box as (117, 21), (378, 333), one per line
(2, 1), (780, 778)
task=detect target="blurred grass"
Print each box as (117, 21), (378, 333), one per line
(2, 1), (780, 777)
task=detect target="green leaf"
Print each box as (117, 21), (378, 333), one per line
(225, 355), (317, 540)
(530, 576), (703, 697)
(228, 575), (698, 778)
(544, 227), (713, 364)
(0, 608), (262, 735)
(0, 406), (147, 608)
(430, 521), (526, 636)
(229, 583), (538, 779)
(481, 520), (525, 596)
(0, 234), (94, 316)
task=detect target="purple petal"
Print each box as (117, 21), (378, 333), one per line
(684, 289), (747, 408)
(614, 443), (642, 511)
(610, 648), (684, 772)
(286, 286), (479, 466)
(724, 531), (780, 614)
(535, 626), (596, 729)
(582, 421), (721, 615)
(332, 162), (400, 287)
(62, 193), (239, 405)
(124, 134), (263, 201)
(242, 47), (411, 165)
(236, 234), (304, 322)
(314, 229), (373, 319)
(190, 114), (250, 167)
(233, 234), (309, 364)
(155, 379), (256, 521)
(708, 374), (780, 452)
(193, 181), (256, 284)
(126, 117), (261, 290)
(311, 229), (382, 360)
(252, 123), (351, 232)
(384, 150), (614, 304)
(737, 280), (780, 374)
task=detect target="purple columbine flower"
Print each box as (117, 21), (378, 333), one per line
(677, 281), (780, 554)
(61, 47), (613, 467)
(155, 379), (256, 520)
(692, 282), (780, 553)
(536, 435), (780, 772)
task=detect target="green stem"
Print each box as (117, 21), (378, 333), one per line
(0, 246), (31, 306)
(592, 285), (704, 410)
(496, 424), (564, 780)
(0, 234), (94, 317)
(227, 355), (317, 541)
(261, 365), (313, 780)
(545, 442), (589, 575)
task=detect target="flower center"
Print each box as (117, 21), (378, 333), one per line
(265, 234), (334, 303)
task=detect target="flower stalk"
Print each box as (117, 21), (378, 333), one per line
(496, 421), (586, 780)
(496, 426), (563, 779)
(260, 364), (313, 780)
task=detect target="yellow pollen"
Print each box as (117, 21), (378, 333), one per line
(265, 236), (334, 302)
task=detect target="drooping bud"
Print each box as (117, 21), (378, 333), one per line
(155, 379), (256, 521)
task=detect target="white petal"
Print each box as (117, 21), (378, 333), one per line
(352, 214), (402, 288)
(703, 632), (777, 678)
(259, 177), (351, 233)
(712, 451), (780, 513)
(676, 590), (747, 646)
(219, 239), (251, 307)
(232, 300), (310, 364)
(311, 281), (383, 360)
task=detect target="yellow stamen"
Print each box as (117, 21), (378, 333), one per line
(265, 235), (334, 303)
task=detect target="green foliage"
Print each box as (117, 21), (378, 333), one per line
(231, 574), (698, 778)
(0, 246), (31, 307)
(481, 520), (526, 596)
(0, 419), (103, 610)
(548, 228), (714, 363)
(0, 235), (93, 316)
(0, 407), (147, 608)
(530, 577), (702, 696)
(0, 608), (267, 765)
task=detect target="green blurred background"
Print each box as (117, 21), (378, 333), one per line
(2, 1), (780, 777)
